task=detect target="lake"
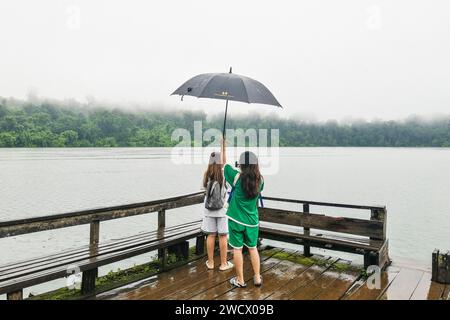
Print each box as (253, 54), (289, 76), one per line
(1, 147), (449, 296)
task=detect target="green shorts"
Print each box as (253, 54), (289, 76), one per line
(228, 219), (259, 249)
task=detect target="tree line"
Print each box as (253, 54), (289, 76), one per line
(0, 97), (449, 147)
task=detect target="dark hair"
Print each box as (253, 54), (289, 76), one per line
(239, 151), (262, 199)
(203, 152), (223, 188)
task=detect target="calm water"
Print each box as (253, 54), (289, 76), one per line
(1, 147), (449, 296)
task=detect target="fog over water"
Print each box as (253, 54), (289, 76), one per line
(1, 0), (450, 121)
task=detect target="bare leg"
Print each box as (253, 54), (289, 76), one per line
(248, 247), (261, 282)
(233, 248), (244, 284)
(218, 235), (228, 267)
(206, 234), (216, 267)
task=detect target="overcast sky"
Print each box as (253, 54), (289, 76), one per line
(0, 0), (449, 121)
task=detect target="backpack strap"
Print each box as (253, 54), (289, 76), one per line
(258, 177), (264, 208)
(227, 173), (240, 204)
(208, 180), (218, 197)
(233, 173), (240, 186)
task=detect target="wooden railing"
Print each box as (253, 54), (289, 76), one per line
(0, 192), (389, 299)
(259, 196), (388, 268)
(0, 191), (205, 239)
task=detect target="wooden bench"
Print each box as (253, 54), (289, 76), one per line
(258, 197), (390, 270)
(0, 192), (206, 300)
(0, 191), (391, 300)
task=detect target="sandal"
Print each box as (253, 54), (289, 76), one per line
(205, 260), (214, 270)
(254, 275), (263, 287)
(230, 277), (247, 288)
(219, 261), (234, 271)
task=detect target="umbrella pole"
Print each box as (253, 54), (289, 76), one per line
(222, 99), (229, 138)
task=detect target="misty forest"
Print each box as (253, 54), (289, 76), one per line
(0, 97), (449, 148)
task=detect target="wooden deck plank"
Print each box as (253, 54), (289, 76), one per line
(265, 257), (337, 300)
(168, 248), (284, 300)
(107, 254), (215, 300)
(135, 248), (283, 300)
(134, 254), (229, 300)
(442, 285), (450, 300)
(191, 249), (290, 300)
(378, 268), (424, 300)
(97, 245), (447, 301)
(165, 255), (254, 300)
(288, 260), (351, 300)
(215, 253), (310, 300)
(343, 266), (400, 300)
(409, 272), (442, 300)
(314, 264), (361, 300)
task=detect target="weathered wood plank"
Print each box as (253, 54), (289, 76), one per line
(426, 281), (446, 300)
(108, 255), (214, 300)
(213, 255), (290, 300)
(343, 266), (400, 300)
(0, 227), (203, 295)
(259, 207), (384, 239)
(0, 220), (201, 274)
(235, 260), (311, 300)
(265, 257), (337, 299)
(0, 222), (201, 282)
(262, 196), (385, 210)
(410, 272), (442, 300)
(442, 285), (450, 300)
(214, 251), (299, 300)
(314, 264), (361, 300)
(0, 192), (204, 238)
(109, 255), (220, 300)
(134, 252), (237, 300)
(378, 268), (424, 300)
(189, 249), (281, 300)
(166, 255), (254, 300)
(288, 260), (351, 300)
(259, 226), (383, 253)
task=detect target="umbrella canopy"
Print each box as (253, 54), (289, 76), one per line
(171, 68), (282, 137)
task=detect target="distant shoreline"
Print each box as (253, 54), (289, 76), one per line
(1, 99), (449, 148)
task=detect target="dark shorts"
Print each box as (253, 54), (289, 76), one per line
(228, 219), (259, 249)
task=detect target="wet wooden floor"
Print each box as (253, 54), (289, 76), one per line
(96, 248), (449, 300)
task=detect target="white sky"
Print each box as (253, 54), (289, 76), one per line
(0, 0), (449, 121)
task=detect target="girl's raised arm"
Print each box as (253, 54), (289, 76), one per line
(221, 137), (227, 165)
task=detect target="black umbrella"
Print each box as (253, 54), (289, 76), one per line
(172, 67), (282, 137)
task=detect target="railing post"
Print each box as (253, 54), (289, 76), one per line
(81, 220), (100, 295)
(368, 208), (390, 269)
(303, 203), (312, 257)
(158, 209), (166, 230)
(370, 208), (387, 240)
(157, 209), (166, 267)
(195, 235), (205, 255)
(7, 290), (23, 300)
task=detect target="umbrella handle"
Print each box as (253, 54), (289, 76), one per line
(222, 99), (229, 138)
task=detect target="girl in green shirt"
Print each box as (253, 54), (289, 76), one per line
(221, 139), (264, 288)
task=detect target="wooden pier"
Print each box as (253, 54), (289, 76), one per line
(97, 247), (448, 300)
(0, 192), (448, 300)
